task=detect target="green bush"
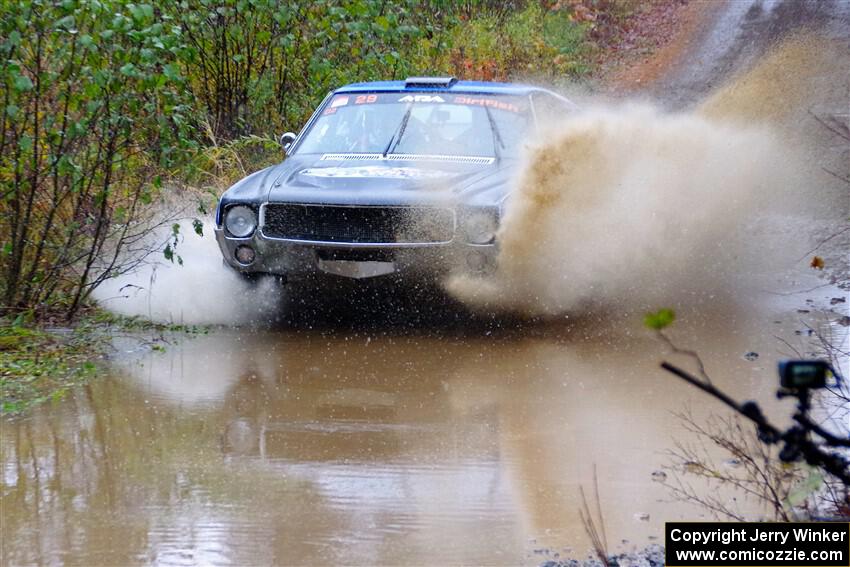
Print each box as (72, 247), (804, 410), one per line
(450, 2), (592, 82)
(1, 0), (197, 319)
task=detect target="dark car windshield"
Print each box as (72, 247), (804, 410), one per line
(296, 92), (531, 157)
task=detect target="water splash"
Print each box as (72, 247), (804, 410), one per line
(92, 221), (284, 325)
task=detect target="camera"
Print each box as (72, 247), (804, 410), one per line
(778, 360), (831, 390)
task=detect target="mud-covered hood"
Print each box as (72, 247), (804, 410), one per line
(225, 154), (518, 207)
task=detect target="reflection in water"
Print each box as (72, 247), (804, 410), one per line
(1, 306), (815, 565)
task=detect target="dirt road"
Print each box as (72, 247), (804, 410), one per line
(652, 0), (850, 110)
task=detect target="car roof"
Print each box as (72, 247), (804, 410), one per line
(334, 79), (558, 97)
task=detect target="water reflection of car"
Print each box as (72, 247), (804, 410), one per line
(215, 77), (575, 283)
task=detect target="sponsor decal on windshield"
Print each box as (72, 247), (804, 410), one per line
(320, 91), (524, 116)
(398, 94), (446, 103)
(324, 95), (350, 115)
(452, 95), (521, 113)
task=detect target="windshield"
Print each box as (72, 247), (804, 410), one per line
(296, 92), (531, 157)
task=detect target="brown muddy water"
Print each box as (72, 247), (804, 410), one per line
(3, 291), (845, 566)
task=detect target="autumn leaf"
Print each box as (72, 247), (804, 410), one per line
(810, 256), (825, 270)
(644, 308), (676, 330)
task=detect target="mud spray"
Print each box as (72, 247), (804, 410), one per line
(447, 35), (847, 316)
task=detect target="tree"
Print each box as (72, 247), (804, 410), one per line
(0, 0), (196, 318)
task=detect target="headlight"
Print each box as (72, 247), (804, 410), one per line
(225, 205), (257, 238)
(463, 209), (499, 245)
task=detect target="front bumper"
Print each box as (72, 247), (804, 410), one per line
(215, 228), (497, 281)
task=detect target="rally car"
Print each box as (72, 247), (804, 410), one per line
(215, 77), (574, 282)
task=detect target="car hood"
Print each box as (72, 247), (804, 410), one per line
(262, 154), (517, 207)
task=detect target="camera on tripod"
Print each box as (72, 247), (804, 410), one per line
(778, 360), (832, 391)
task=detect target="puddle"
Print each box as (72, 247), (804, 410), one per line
(4, 298), (842, 566)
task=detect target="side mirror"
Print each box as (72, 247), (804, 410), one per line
(279, 132), (297, 155)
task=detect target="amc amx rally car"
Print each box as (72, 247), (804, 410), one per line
(215, 77), (574, 283)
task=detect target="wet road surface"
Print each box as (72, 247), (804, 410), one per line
(3, 290), (844, 565)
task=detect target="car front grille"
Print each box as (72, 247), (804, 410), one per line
(262, 204), (455, 244)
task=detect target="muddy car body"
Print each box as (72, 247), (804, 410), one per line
(215, 77), (574, 282)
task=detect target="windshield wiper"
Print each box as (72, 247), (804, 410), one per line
(484, 106), (505, 162)
(383, 105), (413, 157)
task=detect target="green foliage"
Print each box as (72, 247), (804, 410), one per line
(86, 309), (211, 334)
(185, 134), (282, 190)
(1, 0), (198, 318)
(449, 2), (592, 82)
(0, 321), (100, 414)
(644, 308), (676, 331)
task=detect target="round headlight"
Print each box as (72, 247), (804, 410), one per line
(464, 210), (499, 245)
(225, 205), (257, 238)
